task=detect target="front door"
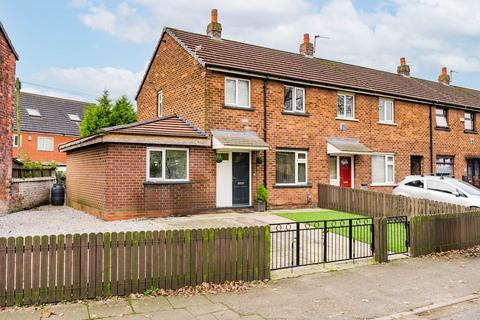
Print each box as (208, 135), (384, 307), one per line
(339, 156), (352, 188)
(232, 152), (250, 205)
(411, 156), (423, 175)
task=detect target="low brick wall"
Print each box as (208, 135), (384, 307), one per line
(9, 177), (55, 212)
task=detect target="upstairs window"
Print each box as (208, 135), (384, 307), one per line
(157, 91), (163, 117)
(26, 108), (41, 117)
(67, 113), (81, 121)
(379, 98), (394, 123)
(435, 108), (448, 128)
(12, 135), (20, 148)
(284, 86), (305, 113)
(225, 77), (250, 108)
(465, 111), (475, 132)
(147, 148), (189, 181)
(276, 150), (308, 185)
(337, 93), (355, 119)
(37, 137), (54, 151)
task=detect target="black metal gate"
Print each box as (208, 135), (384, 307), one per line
(270, 218), (374, 270)
(386, 216), (409, 255)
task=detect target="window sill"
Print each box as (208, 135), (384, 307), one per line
(464, 130), (478, 134)
(370, 183), (395, 187)
(377, 121), (398, 126)
(273, 183), (312, 189)
(282, 111), (309, 117)
(223, 105), (254, 111)
(144, 180), (191, 185)
(435, 127), (450, 131)
(335, 117), (359, 122)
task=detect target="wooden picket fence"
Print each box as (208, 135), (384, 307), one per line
(410, 211), (480, 256)
(318, 183), (466, 217)
(0, 226), (270, 307)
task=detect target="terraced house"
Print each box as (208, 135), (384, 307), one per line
(62, 10), (480, 220)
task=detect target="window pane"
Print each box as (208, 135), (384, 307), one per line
(372, 156), (385, 183)
(284, 87), (293, 111)
(427, 180), (456, 194)
(345, 95), (354, 118)
(226, 79), (236, 104)
(166, 150), (187, 180)
(276, 152), (295, 184)
(436, 108), (447, 127)
(297, 152), (306, 160)
(379, 101), (385, 122)
(386, 102), (393, 121)
(436, 156), (453, 176)
(149, 151), (163, 178)
(387, 164), (394, 182)
(298, 163), (306, 183)
(337, 95), (344, 116)
(237, 80), (249, 106)
(465, 112), (474, 130)
(295, 88), (304, 112)
(329, 157), (337, 179)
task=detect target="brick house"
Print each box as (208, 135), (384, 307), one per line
(62, 10), (480, 219)
(0, 21), (18, 214)
(13, 92), (89, 167)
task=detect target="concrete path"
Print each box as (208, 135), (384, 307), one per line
(2, 255), (480, 319)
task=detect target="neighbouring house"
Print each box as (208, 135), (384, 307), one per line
(13, 92), (89, 168)
(61, 9), (480, 219)
(0, 21), (19, 214)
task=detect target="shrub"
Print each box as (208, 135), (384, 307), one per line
(256, 184), (268, 203)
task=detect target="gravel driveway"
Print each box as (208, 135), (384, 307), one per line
(0, 206), (289, 237)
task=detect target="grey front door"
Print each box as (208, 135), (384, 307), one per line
(232, 152), (250, 206)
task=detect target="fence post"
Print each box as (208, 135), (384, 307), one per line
(373, 217), (388, 263)
(295, 222), (300, 267)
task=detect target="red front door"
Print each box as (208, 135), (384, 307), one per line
(339, 157), (352, 188)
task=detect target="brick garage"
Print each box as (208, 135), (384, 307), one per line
(61, 116), (214, 220)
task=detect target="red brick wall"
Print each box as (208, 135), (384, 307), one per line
(13, 132), (77, 164)
(0, 29), (16, 213)
(67, 143), (216, 220)
(136, 33), (207, 130)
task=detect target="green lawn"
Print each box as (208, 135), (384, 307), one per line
(275, 210), (407, 254)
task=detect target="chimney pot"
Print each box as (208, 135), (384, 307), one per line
(207, 9), (222, 39)
(397, 57), (410, 77)
(299, 33), (314, 57)
(438, 67), (450, 85)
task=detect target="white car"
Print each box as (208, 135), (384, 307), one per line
(392, 175), (480, 208)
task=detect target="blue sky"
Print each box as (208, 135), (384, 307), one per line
(1, 0), (479, 102)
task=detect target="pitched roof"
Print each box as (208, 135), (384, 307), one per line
(59, 114), (209, 152)
(102, 114), (208, 138)
(140, 27), (480, 109)
(13, 92), (91, 136)
(0, 21), (19, 60)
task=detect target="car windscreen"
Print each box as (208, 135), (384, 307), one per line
(451, 180), (480, 196)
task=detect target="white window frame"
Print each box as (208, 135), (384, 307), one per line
(378, 98), (395, 124)
(67, 113), (81, 121)
(26, 108), (41, 117)
(37, 136), (54, 151)
(465, 111), (475, 131)
(275, 149), (308, 185)
(157, 91), (163, 117)
(12, 134), (21, 148)
(371, 154), (395, 186)
(224, 77), (251, 108)
(284, 86), (305, 113)
(336, 92), (356, 120)
(435, 107), (448, 128)
(146, 147), (189, 182)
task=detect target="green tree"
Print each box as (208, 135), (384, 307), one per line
(110, 95), (136, 126)
(79, 91), (136, 137)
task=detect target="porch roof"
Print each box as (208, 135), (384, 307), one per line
(327, 137), (372, 155)
(211, 129), (269, 151)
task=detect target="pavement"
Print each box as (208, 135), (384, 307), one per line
(2, 255), (480, 320)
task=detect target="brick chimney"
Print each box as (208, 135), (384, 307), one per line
(206, 9), (222, 39)
(438, 67), (450, 85)
(299, 33), (314, 57)
(397, 57), (410, 77)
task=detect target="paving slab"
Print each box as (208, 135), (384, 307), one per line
(130, 296), (172, 313)
(44, 303), (90, 320)
(88, 299), (133, 318)
(0, 307), (39, 320)
(147, 309), (196, 320)
(212, 309), (242, 320)
(186, 302), (227, 316)
(167, 294), (213, 309)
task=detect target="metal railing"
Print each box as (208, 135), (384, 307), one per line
(386, 216), (409, 255)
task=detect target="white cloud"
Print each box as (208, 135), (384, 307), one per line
(29, 66), (144, 102)
(73, 0), (480, 88)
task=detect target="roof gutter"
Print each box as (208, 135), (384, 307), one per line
(206, 66), (480, 112)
